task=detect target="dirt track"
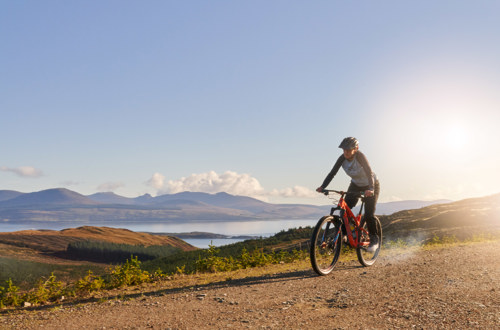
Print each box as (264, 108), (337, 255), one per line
(1, 241), (499, 329)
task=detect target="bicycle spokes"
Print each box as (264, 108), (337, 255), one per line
(312, 190), (382, 274)
(356, 217), (382, 267)
(310, 216), (342, 275)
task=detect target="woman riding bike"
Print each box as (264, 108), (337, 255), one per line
(316, 137), (380, 252)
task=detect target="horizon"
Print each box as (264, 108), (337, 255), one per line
(1, 186), (482, 205)
(2, 2), (500, 205)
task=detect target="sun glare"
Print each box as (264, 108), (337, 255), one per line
(444, 125), (468, 150)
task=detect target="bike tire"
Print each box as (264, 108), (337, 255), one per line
(356, 216), (382, 267)
(310, 215), (343, 275)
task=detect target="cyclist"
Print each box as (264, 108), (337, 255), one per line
(316, 137), (380, 251)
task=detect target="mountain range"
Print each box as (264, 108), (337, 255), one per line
(0, 188), (451, 223)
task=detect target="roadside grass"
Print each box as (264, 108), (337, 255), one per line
(0, 257), (106, 290)
(0, 246), (310, 309)
(376, 231), (500, 264)
(1, 232), (499, 310)
(383, 231), (500, 251)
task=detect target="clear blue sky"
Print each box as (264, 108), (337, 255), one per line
(2, 1), (499, 204)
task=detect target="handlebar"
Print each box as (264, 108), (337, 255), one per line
(320, 189), (365, 198)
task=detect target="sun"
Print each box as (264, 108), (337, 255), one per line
(444, 125), (468, 150)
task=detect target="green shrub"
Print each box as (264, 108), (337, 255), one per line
(195, 244), (231, 272)
(0, 279), (22, 307)
(384, 238), (410, 249)
(194, 243), (307, 274)
(144, 227), (313, 275)
(25, 273), (66, 305)
(426, 234), (458, 246)
(108, 256), (151, 288)
(74, 271), (105, 296)
(239, 248), (274, 268)
(466, 233), (500, 242)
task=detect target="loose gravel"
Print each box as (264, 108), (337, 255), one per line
(1, 241), (499, 329)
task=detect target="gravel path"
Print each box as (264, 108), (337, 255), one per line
(1, 241), (499, 329)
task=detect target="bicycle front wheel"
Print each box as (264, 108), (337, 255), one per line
(310, 215), (342, 275)
(356, 216), (382, 267)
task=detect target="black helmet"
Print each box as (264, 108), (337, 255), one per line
(339, 137), (359, 150)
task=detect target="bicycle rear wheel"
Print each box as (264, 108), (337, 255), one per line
(310, 215), (342, 275)
(356, 216), (382, 266)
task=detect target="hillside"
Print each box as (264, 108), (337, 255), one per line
(379, 192), (500, 240)
(0, 226), (196, 265)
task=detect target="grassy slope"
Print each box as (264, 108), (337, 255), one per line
(1, 193), (499, 289)
(379, 193), (500, 240)
(0, 226), (196, 255)
(0, 226), (198, 286)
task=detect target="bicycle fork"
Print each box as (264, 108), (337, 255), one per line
(320, 217), (342, 250)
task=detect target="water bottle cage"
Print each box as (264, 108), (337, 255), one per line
(349, 222), (357, 239)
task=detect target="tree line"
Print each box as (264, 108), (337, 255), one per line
(66, 240), (182, 263)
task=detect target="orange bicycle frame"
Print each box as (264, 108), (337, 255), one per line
(336, 193), (370, 248)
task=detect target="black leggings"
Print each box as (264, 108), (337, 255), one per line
(344, 180), (380, 235)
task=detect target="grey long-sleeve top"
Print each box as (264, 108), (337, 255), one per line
(320, 151), (377, 191)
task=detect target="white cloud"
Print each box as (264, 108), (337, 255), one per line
(146, 170), (318, 200)
(145, 172), (165, 190)
(162, 170), (265, 196)
(97, 182), (125, 192)
(270, 186), (317, 198)
(0, 166), (43, 178)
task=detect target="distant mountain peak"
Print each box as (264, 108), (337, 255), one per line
(1, 188), (99, 206)
(0, 190), (24, 202)
(87, 192), (135, 205)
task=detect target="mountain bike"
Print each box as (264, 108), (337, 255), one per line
(310, 189), (382, 275)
